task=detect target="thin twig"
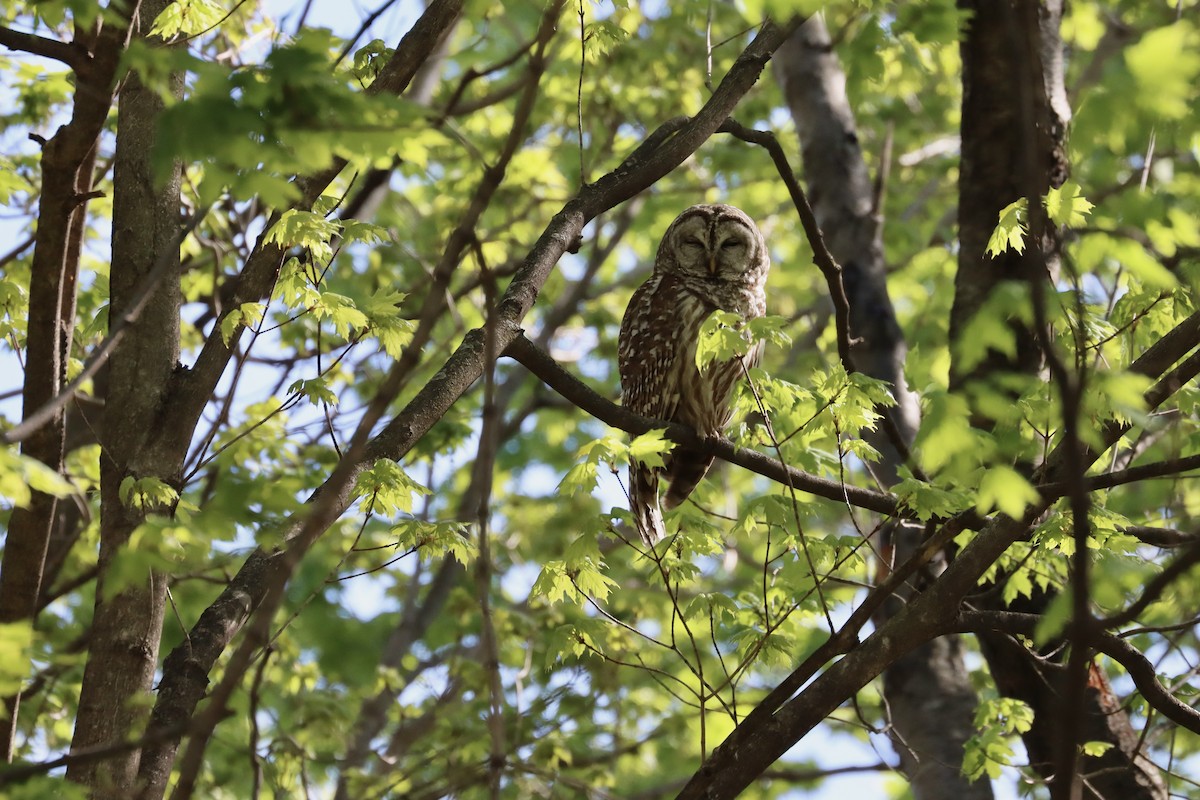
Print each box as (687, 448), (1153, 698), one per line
(717, 118), (924, 480)
(577, 0), (586, 182)
(470, 238), (506, 798)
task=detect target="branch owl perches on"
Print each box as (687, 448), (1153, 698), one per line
(617, 203), (770, 545)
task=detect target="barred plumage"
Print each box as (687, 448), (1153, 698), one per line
(617, 204), (770, 545)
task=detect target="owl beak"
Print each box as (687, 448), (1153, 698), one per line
(707, 253), (718, 275)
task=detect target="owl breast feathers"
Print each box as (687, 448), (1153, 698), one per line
(617, 203), (770, 546)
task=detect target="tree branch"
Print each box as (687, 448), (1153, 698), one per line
(142, 15), (803, 796)
(158, 0), (469, 461)
(717, 117), (923, 482)
(676, 301), (1200, 799)
(0, 25), (87, 70)
(1037, 452), (1200, 496)
(717, 118), (854, 368)
(503, 333), (899, 516)
(1097, 540), (1200, 629)
(955, 610), (1200, 735)
(1, 206), (210, 446)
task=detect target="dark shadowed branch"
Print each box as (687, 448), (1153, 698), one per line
(955, 610), (1200, 735)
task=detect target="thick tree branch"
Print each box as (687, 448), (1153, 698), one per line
(68, 1), (184, 792)
(0, 7), (132, 762)
(675, 299), (1200, 799)
(771, 20), (974, 799)
(955, 610), (1200, 735)
(0, 25), (87, 70)
(142, 16), (802, 797)
(1, 206), (209, 447)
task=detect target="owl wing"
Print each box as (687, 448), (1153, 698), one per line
(617, 273), (689, 422)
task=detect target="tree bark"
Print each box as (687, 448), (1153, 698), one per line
(66, 2), (183, 794)
(774, 18), (990, 800)
(953, 2), (1164, 797)
(0, 9), (129, 762)
(950, 0), (1069, 389)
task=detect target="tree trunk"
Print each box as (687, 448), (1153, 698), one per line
(774, 17), (991, 800)
(0, 13), (128, 762)
(953, 2), (1164, 797)
(67, 3), (184, 793)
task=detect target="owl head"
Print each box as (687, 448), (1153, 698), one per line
(654, 203), (769, 286)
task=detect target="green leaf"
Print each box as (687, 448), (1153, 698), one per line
(1044, 181), (1094, 227)
(1125, 21), (1200, 120)
(393, 520), (476, 565)
(975, 465), (1040, 519)
(264, 209), (342, 263)
(628, 428), (673, 469)
(313, 292), (369, 338)
(986, 197), (1027, 257)
(572, 558), (618, 602)
(150, 0), (225, 38)
(559, 461), (599, 493)
(1082, 741), (1115, 757)
(342, 219), (390, 245)
(2, 777), (88, 800)
(742, 0), (829, 22)
(219, 302), (266, 346)
(361, 289), (414, 357)
(352, 459), (430, 516)
(118, 476), (179, 511)
(913, 391), (981, 473)
(576, 433), (628, 466)
(0, 621), (32, 696)
(583, 20), (629, 60)
(544, 621), (605, 666)
(894, 470), (973, 521)
(747, 314), (794, 350)
(533, 561), (578, 605)
(0, 448), (76, 508)
(288, 377), (338, 407)
(351, 39), (396, 84)
(1003, 568), (1034, 604)
(953, 282), (1031, 375)
(1035, 591), (1072, 644)
(963, 698), (1034, 780)
(696, 310), (752, 370)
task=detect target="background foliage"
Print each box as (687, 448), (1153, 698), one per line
(0, 1), (1198, 798)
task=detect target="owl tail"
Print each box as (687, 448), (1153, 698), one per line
(629, 464), (667, 546)
(663, 448), (715, 510)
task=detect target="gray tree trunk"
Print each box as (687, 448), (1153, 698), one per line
(774, 17), (992, 800)
(66, 2), (184, 794)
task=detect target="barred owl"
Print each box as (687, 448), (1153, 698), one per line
(618, 204), (770, 545)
